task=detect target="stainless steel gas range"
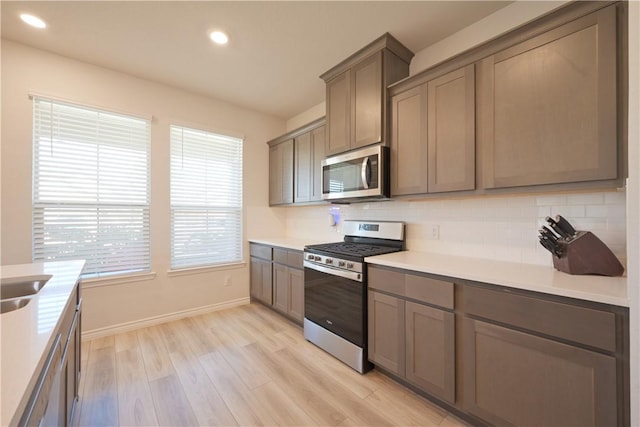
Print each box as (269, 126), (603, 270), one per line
(303, 220), (405, 373)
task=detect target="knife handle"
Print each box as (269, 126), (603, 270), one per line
(555, 215), (577, 237)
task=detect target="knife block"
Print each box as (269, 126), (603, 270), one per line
(552, 231), (624, 276)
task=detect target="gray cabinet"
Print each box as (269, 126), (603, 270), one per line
(390, 64), (475, 197)
(268, 138), (294, 205)
(368, 290), (405, 376)
(250, 244), (273, 305)
(250, 243), (304, 324)
(272, 248), (304, 323)
(480, 5), (617, 189)
(294, 124), (325, 203)
(462, 317), (617, 427)
(368, 266), (455, 404)
(321, 33), (413, 156)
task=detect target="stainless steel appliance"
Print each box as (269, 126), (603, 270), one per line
(321, 144), (389, 203)
(303, 220), (405, 373)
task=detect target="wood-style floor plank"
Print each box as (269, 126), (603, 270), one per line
(78, 344), (118, 426)
(77, 303), (469, 427)
(115, 347), (158, 426)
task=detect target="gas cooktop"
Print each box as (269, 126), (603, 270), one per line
(305, 242), (402, 259)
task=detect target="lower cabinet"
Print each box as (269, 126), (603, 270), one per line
(367, 264), (629, 427)
(462, 317), (617, 427)
(368, 266), (456, 405)
(250, 243), (304, 324)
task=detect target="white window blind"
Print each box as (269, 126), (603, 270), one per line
(32, 97), (151, 278)
(170, 125), (243, 269)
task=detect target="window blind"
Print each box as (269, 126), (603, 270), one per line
(32, 97), (151, 278)
(170, 125), (243, 269)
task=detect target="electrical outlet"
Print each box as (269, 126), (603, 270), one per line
(430, 225), (440, 240)
(224, 275), (232, 286)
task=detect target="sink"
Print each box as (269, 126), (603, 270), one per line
(0, 275), (52, 299)
(1, 298), (31, 314)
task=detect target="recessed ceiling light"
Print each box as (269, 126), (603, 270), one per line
(209, 31), (229, 45)
(20, 13), (47, 29)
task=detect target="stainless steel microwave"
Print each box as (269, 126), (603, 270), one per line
(321, 144), (389, 203)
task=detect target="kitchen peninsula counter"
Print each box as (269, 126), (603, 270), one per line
(366, 251), (628, 307)
(1, 260), (85, 426)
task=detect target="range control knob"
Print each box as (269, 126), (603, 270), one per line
(346, 263), (354, 269)
(325, 258), (333, 264)
(338, 261), (346, 267)
(314, 256), (321, 261)
(307, 254), (314, 260)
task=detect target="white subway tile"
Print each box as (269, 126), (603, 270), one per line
(586, 205), (608, 218)
(536, 195), (567, 206)
(605, 191), (626, 205)
(551, 205), (585, 218)
(567, 193), (605, 205)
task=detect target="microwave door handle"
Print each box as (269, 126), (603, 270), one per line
(361, 157), (370, 189)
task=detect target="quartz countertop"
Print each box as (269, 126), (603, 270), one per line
(365, 251), (628, 307)
(1, 260), (85, 426)
(249, 237), (331, 252)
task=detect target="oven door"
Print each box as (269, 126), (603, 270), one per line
(304, 261), (365, 347)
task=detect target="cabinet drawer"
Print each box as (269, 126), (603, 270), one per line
(250, 244), (272, 260)
(460, 284), (616, 352)
(369, 266), (405, 295)
(405, 274), (453, 310)
(273, 248), (288, 264)
(287, 250), (303, 269)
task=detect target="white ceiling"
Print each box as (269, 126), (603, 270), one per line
(1, 1), (512, 120)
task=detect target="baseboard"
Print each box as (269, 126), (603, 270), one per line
(81, 297), (250, 341)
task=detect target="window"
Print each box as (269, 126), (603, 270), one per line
(32, 97), (151, 279)
(170, 125), (243, 269)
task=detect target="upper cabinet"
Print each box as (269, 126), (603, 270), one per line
(390, 64), (476, 196)
(388, 2), (624, 198)
(480, 5), (618, 189)
(268, 138), (294, 205)
(268, 118), (326, 206)
(321, 33), (414, 156)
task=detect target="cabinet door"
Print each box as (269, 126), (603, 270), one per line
(351, 51), (383, 149)
(427, 64), (475, 193)
(294, 132), (312, 203)
(368, 290), (405, 376)
(405, 302), (455, 403)
(390, 85), (428, 196)
(288, 268), (304, 322)
(326, 71), (351, 156)
(65, 311), (79, 426)
(260, 259), (273, 305)
(269, 139), (294, 205)
(480, 6), (617, 189)
(310, 125), (326, 201)
(462, 318), (618, 427)
(250, 257), (263, 300)
(273, 263), (288, 314)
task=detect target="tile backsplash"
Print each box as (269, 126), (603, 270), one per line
(284, 190), (627, 267)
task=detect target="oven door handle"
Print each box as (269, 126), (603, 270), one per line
(304, 260), (363, 282)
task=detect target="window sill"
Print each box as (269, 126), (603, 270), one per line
(167, 262), (247, 278)
(82, 271), (157, 288)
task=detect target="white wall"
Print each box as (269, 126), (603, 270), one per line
(0, 40), (288, 334)
(626, 1), (639, 424)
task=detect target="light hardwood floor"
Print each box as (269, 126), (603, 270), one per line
(75, 303), (467, 426)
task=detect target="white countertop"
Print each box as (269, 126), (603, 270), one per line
(1, 260), (85, 426)
(365, 251), (629, 307)
(249, 237), (331, 252)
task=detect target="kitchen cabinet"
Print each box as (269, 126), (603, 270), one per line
(268, 138), (294, 205)
(321, 33), (413, 156)
(368, 263), (629, 426)
(458, 283), (623, 426)
(368, 266), (455, 404)
(18, 281), (82, 427)
(250, 244), (273, 305)
(294, 124), (325, 203)
(480, 5), (617, 189)
(250, 243), (304, 324)
(267, 118), (325, 206)
(390, 64), (475, 196)
(272, 248), (304, 323)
